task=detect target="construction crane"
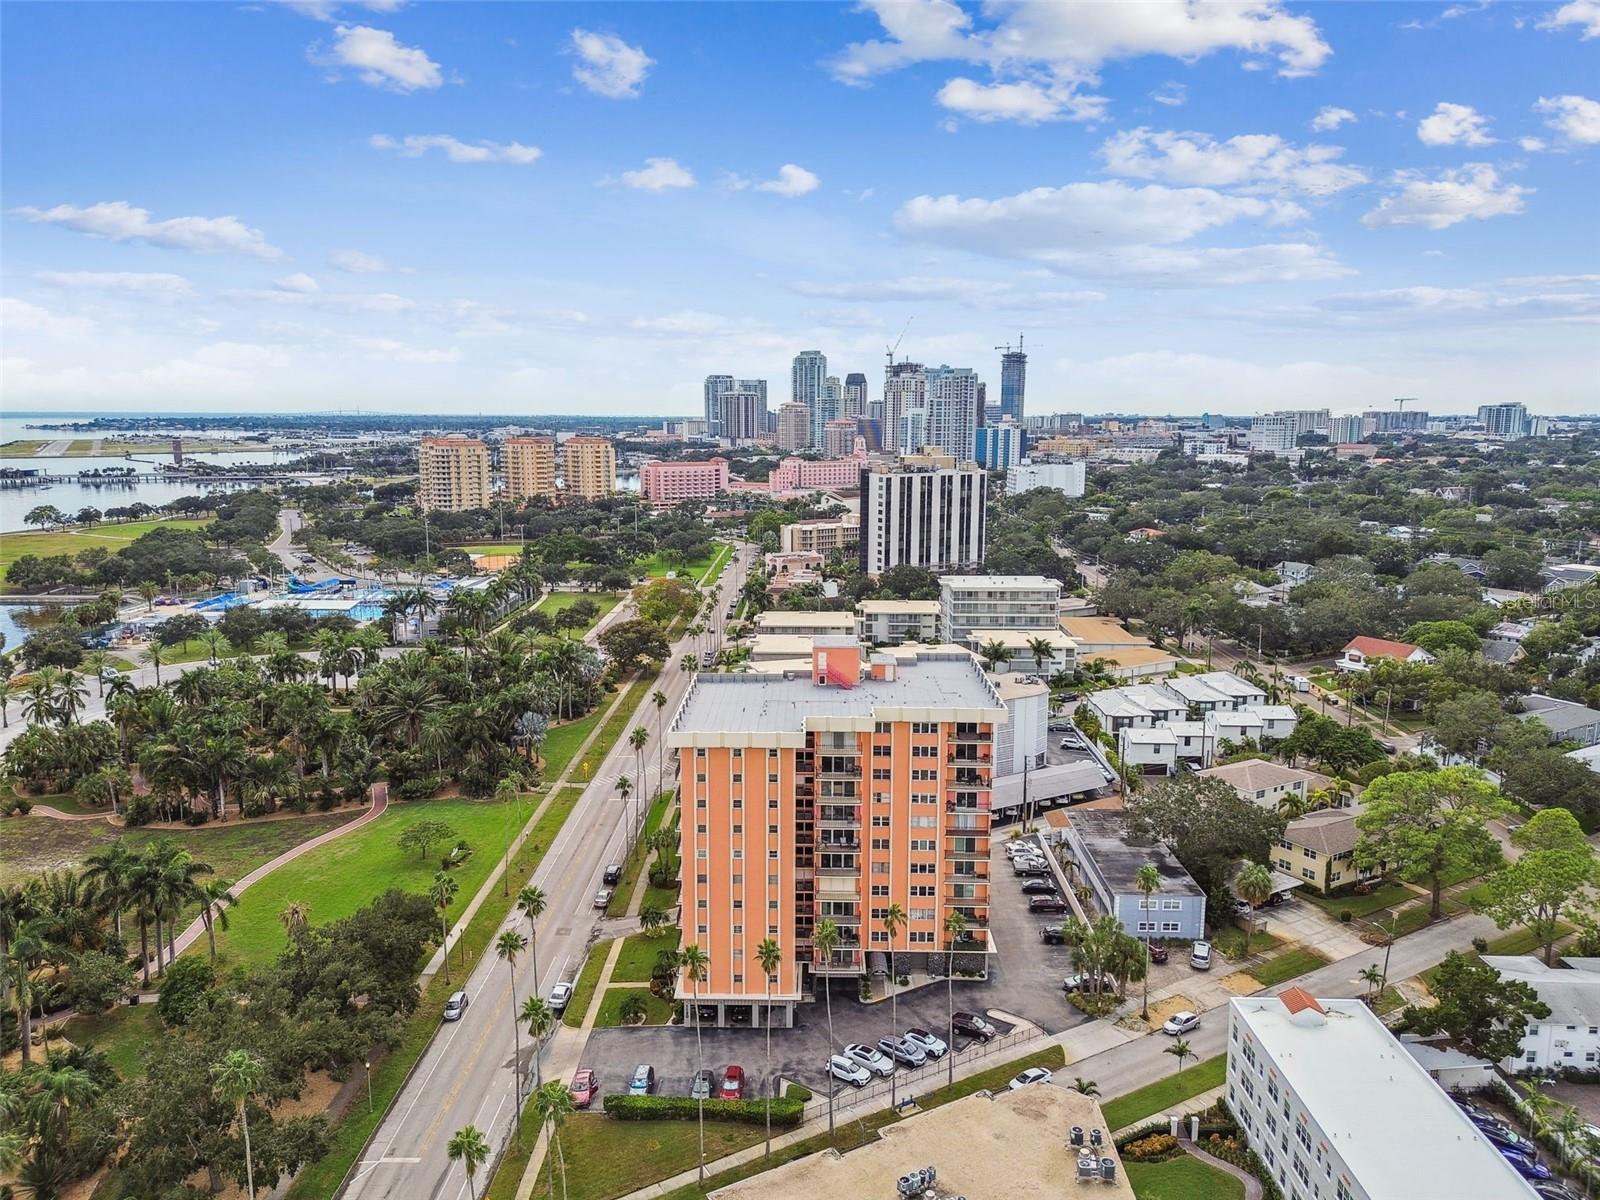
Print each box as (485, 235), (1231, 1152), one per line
(885, 316), (914, 370)
(995, 333), (1028, 356)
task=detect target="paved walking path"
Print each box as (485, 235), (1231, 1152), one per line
(1188, 1143), (1264, 1199)
(29, 803), (108, 822)
(140, 784), (389, 973)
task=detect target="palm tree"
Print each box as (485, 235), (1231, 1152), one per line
(446, 1124), (490, 1200)
(84, 649), (110, 697)
(200, 628), (230, 666)
(1070, 1077), (1101, 1096)
(756, 937), (783, 1158)
(521, 995), (555, 1091)
(517, 885), (547, 994)
(82, 839), (139, 944)
(1165, 1037), (1194, 1077)
(977, 639), (1010, 672)
(1235, 862), (1274, 958)
(1134, 863), (1159, 1020)
(146, 640), (167, 685)
(532, 1081), (575, 1200)
(679, 942), (711, 1185)
(1518, 1079), (1556, 1139)
(1025, 636), (1056, 674)
(138, 581), (159, 611)
(882, 902), (906, 1104)
(212, 1049), (265, 1200)
(496, 929), (529, 1108)
(628, 725), (649, 839)
(279, 899), (311, 942)
(1358, 964), (1384, 1004)
(430, 872), (460, 982)
(679, 653), (697, 674)
(8, 917), (49, 1066)
(942, 909), (968, 1086)
(196, 877), (237, 962)
(651, 687), (669, 796)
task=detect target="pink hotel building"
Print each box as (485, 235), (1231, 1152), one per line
(768, 453), (866, 497)
(640, 457), (731, 505)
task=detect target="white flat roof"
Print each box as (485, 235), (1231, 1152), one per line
(856, 599), (941, 614)
(1230, 996), (1531, 1197)
(753, 610), (855, 628)
(941, 575), (1060, 589)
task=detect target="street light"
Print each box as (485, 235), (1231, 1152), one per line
(365, 1060), (373, 1113)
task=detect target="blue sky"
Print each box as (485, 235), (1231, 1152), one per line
(3, 0), (1597, 416)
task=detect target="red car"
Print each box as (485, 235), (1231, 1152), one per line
(719, 1065), (745, 1100)
(569, 1068), (598, 1109)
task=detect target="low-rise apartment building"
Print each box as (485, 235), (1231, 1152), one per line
(1163, 670), (1267, 712)
(1197, 759), (1324, 811)
(780, 513), (859, 556)
(1084, 676), (1298, 766)
(751, 610), (857, 639)
(640, 457), (730, 505)
(1004, 459), (1086, 498)
(1226, 992), (1528, 1200)
(1481, 955), (1600, 1074)
(768, 454), (864, 496)
(965, 628), (1077, 675)
(1276, 805), (1373, 893)
(855, 599), (941, 645)
(1057, 810), (1206, 940)
(940, 574), (1062, 644)
(667, 641), (1007, 1026)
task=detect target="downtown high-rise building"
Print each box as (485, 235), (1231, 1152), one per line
(1478, 402), (1531, 440)
(703, 375), (735, 437)
(998, 337), (1027, 424)
(717, 388), (768, 442)
(1328, 414), (1369, 443)
(859, 452), (987, 576)
(882, 360), (926, 455)
(925, 364), (979, 460)
(1364, 406), (1428, 433)
(776, 401), (810, 452)
(791, 350), (826, 404)
(843, 372), (868, 418)
(563, 437), (616, 500)
(811, 375), (843, 448)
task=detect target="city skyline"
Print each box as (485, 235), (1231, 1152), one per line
(4, 1), (1598, 415)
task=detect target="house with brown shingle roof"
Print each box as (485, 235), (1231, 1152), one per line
(1276, 804), (1381, 894)
(1195, 759), (1327, 811)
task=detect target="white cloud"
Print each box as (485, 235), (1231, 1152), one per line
(319, 24), (442, 91)
(569, 29), (653, 99)
(225, 287), (416, 314)
(1361, 164), (1530, 230)
(1313, 286), (1600, 323)
(1520, 136), (1549, 152)
(1151, 81), (1188, 107)
(832, 0), (1330, 84)
(1098, 128), (1367, 195)
(618, 157), (696, 191)
(1536, 94), (1600, 143)
(329, 248), (400, 274)
(347, 336), (461, 363)
(34, 270), (193, 299)
(791, 276), (1013, 301)
(1416, 101), (1496, 146)
(1540, 0), (1600, 38)
(368, 133), (542, 163)
(274, 272), (321, 293)
(755, 164), (821, 197)
(1310, 105), (1356, 131)
(280, 0), (408, 20)
(11, 200), (281, 258)
(1503, 273), (1600, 286)
(935, 77), (1107, 124)
(192, 342), (291, 371)
(1, 298), (94, 337)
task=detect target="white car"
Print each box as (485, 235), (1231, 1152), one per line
(903, 1027), (948, 1059)
(548, 981), (573, 1012)
(1162, 1011), (1201, 1035)
(843, 1042), (895, 1077)
(1005, 841), (1036, 859)
(828, 1054), (871, 1088)
(1009, 1067), (1054, 1090)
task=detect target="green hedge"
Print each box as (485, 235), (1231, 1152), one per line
(602, 1094), (805, 1127)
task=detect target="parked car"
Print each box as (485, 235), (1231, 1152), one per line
(952, 1011), (997, 1041)
(1013, 859), (1049, 877)
(690, 1069), (715, 1100)
(1009, 1067), (1053, 1090)
(1063, 973), (1113, 994)
(1231, 898), (1253, 915)
(1532, 1182), (1584, 1200)
(570, 1068), (598, 1108)
(877, 1035), (927, 1067)
(719, 1065), (746, 1100)
(904, 1027), (948, 1058)
(593, 887), (613, 909)
(442, 990), (469, 1022)
(603, 863), (622, 886)
(1477, 1120), (1535, 1153)
(548, 981), (573, 1012)
(1162, 1011), (1201, 1035)
(1147, 942), (1169, 964)
(1039, 926), (1067, 945)
(1059, 737), (1075, 749)
(1020, 879), (1059, 895)
(1005, 841), (1035, 859)
(1500, 1148), (1555, 1182)
(1190, 941), (1213, 971)
(1029, 895), (1069, 914)
(628, 1064), (655, 1096)
(828, 1054), (871, 1088)
(844, 1043), (895, 1077)
(1378, 739), (1398, 754)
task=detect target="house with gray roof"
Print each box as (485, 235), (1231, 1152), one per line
(1481, 955), (1600, 1073)
(1518, 693), (1600, 748)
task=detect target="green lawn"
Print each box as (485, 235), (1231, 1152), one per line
(63, 1004), (165, 1080)
(607, 790), (676, 917)
(643, 879), (681, 913)
(542, 671), (652, 782)
(611, 927), (680, 983)
(1, 518), (209, 584)
(697, 542), (734, 587)
(517, 1115), (767, 1200)
(595, 986), (675, 1027)
(562, 937), (614, 1028)
(1301, 880), (1417, 920)
(635, 547), (718, 581)
(1209, 927), (1284, 961)
(1101, 1055), (1227, 1131)
(534, 589), (623, 636)
(1247, 945), (1329, 988)
(1126, 1154), (1245, 1200)
(206, 797), (523, 968)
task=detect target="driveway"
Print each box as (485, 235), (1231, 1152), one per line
(986, 839), (1097, 1032)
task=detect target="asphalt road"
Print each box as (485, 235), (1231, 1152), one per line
(343, 543), (752, 1200)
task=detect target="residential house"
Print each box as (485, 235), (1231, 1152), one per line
(1273, 561), (1316, 586)
(1117, 727), (1178, 775)
(1163, 670), (1267, 712)
(1541, 563), (1600, 593)
(1275, 805), (1374, 893)
(1085, 684), (1186, 731)
(1336, 636), (1434, 672)
(1518, 693), (1600, 748)
(1480, 955), (1600, 1074)
(1196, 759), (1326, 812)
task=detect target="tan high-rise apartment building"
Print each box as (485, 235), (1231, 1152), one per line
(502, 436), (558, 501)
(667, 640), (1005, 1026)
(563, 436), (616, 501)
(417, 435), (491, 512)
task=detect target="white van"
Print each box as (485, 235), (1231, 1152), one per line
(1189, 941), (1213, 971)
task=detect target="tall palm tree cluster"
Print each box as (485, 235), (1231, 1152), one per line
(1061, 914), (1148, 1006)
(4, 838), (232, 1059)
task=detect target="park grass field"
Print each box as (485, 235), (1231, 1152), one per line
(1125, 1154), (1245, 1200)
(206, 796), (525, 968)
(62, 1004), (165, 1080)
(534, 589), (623, 635)
(0, 517), (209, 583)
